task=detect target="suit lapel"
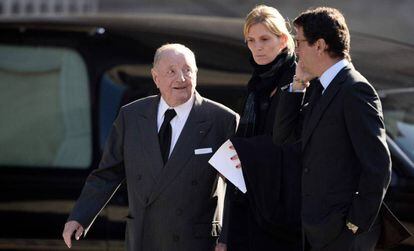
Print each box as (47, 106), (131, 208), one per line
(136, 95), (165, 180)
(302, 66), (351, 150)
(148, 92), (212, 203)
(302, 80), (322, 129)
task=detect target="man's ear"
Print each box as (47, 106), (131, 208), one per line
(316, 38), (328, 55)
(151, 68), (159, 88)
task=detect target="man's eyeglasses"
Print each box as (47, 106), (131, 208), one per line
(294, 38), (308, 47)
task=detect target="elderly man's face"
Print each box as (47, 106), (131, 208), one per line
(151, 49), (197, 107)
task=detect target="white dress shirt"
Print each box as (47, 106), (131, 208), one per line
(157, 95), (194, 156)
(288, 59), (349, 93)
(319, 59), (349, 93)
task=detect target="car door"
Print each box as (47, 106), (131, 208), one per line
(0, 24), (117, 250)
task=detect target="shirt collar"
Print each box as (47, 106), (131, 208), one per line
(158, 94), (194, 121)
(319, 59), (349, 90)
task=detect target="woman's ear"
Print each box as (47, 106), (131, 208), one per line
(279, 34), (288, 50)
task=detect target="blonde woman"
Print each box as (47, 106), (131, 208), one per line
(216, 5), (306, 251)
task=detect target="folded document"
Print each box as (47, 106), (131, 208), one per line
(208, 140), (247, 193)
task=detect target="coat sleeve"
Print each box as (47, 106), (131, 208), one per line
(215, 112), (239, 242)
(273, 90), (305, 145)
(68, 110), (126, 235)
(343, 81), (391, 232)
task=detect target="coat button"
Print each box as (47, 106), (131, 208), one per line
(304, 168), (309, 173)
(176, 208), (183, 216)
(137, 174), (142, 180)
(173, 235), (180, 242)
(191, 180), (198, 186)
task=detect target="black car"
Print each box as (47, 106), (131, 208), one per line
(0, 14), (413, 251)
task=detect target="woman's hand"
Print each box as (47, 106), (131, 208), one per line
(215, 242), (227, 251)
(229, 143), (242, 169)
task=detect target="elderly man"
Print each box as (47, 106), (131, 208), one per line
(62, 43), (239, 251)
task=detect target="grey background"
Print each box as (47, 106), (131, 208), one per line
(99, 0), (414, 45)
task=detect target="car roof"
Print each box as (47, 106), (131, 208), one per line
(0, 13), (244, 42)
(1, 13), (413, 90)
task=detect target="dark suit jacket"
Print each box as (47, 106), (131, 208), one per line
(68, 92), (239, 251)
(275, 64), (393, 249)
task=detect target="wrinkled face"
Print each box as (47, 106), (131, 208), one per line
(246, 23), (286, 65)
(294, 26), (318, 76)
(151, 49), (197, 107)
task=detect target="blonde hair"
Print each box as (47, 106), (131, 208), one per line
(244, 5), (295, 55)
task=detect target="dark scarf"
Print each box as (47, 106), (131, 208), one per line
(237, 51), (294, 137)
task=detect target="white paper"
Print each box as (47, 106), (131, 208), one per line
(194, 148), (213, 155)
(208, 140), (247, 193)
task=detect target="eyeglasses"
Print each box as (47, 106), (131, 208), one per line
(294, 38), (308, 47)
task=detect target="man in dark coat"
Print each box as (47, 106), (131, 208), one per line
(275, 7), (392, 251)
(62, 43), (238, 251)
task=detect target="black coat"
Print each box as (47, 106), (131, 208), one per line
(220, 54), (307, 251)
(229, 136), (303, 250)
(274, 64), (410, 250)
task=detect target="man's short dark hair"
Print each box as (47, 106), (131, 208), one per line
(294, 7), (351, 61)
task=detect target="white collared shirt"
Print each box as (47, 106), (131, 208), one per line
(319, 59), (349, 94)
(157, 94), (194, 156)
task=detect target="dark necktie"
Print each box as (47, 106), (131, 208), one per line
(307, 80), (324, 121)
(158, 109), (177, 164)
(311, 79), (324, 105)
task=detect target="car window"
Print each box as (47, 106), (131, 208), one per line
(0, 45), (91, 168)
(381, 89), (414, 163)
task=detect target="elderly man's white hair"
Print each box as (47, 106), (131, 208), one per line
(152, 43), (197, 69)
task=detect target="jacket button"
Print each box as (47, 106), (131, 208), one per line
(304, 168), (309, 173)
(145, 197), (149, 203)
(191, 180), (198, 186)
(176, 208), (183, 216)
(137, 174), (142, 180)
(173, 235), (180, 242)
